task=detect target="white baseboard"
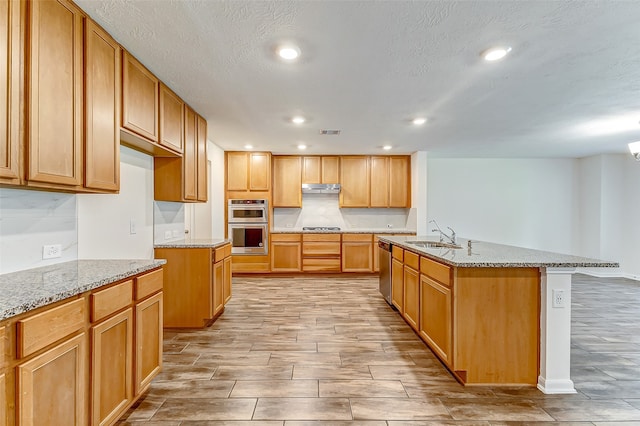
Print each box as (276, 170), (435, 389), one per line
(576, 268), (640, 281)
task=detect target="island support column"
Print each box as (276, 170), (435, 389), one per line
(538, 267), (577, 394)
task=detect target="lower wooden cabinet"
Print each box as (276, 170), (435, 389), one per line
(302, 234), (341, 272)
(271, 234), (302, 272)
(391, 257), (404, 311)
(91, 309), (133, 426)
(155, 244), (231, 328)
(134, 292), (163, 395)
(17, 333), (88, 426)
(403, 265), (419, 331)
(0, 370), (5, 426)
(419, 275), (452, 364)
(341, 234), (373, 272)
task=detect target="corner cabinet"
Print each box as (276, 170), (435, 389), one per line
(154, 108), (208, 202)
(272, 156), (302, 207)
(1, 0), (21, 185)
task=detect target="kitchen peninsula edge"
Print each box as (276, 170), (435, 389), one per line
(379, 235), (618, 394)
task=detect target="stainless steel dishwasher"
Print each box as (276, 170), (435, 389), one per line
(378, 240), (392, 305)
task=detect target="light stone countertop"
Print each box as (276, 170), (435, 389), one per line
(154, 238), (230, 249)
(271, 228), (415, 234)
(380, 235), (619, 268)
(0, 259), (166, 321)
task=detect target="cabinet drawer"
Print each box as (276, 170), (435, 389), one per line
(302, 242), (341, 256)
(392, 246), (404, 261)
(302, 233), (341, 242)
(420, 256), (451, 287)
(135, 268), (163, 301)
(302, 258), (341, 272)
(223, 243), (232, 257)
(214, 246), (226, 262)
(92, 280), (133, 322)
(17, 298), (85, 358)
(271, 234), (301, 242)
(342, 234), (372, 242)
(404, 251), (420, 271)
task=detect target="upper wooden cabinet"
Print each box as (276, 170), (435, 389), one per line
(273, 156), (302, 207)
(226, 151), (271, 192)
(158, 83), (184, 154)
(84, 19), (120, 192)
(370, 156), (411, 208)
(154, 107), (208, 202)
(121, 51), (158, 143)
(302, 156), (339, 184)
(27, 0), (84, 188)
(0, 0), (21, 185)
(340, 156), (370, 207)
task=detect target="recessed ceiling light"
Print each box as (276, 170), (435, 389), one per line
(481, 46), (512, 61)
(412, 117), (427, 125)
(244, 144), (253, 150)
(277, 45), (300, 61)
(292, 116), (306, 124)
(383, 145), (392, 150)
(297, 144), (307, 150)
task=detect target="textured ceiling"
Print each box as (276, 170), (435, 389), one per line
(75, 0), (640, 158)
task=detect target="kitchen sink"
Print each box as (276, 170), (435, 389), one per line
(406, 240), (463, 249)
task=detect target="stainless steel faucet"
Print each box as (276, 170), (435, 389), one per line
(429, 220), (456, 244)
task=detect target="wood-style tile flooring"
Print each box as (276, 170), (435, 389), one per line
(117, 274), (640, 425)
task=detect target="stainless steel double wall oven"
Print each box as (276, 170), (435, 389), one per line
(227, 199), (268, 255)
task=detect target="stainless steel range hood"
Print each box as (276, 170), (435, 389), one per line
(301, 183), (341, 194)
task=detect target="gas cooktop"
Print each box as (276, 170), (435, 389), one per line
(302, 226), (341, 231)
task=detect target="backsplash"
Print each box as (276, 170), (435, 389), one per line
(272, 193), (415, 230)
(0, 188), (78, 274)
(154, 201), (185, 243)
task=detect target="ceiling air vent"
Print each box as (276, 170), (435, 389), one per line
(319, 129), (341, 135)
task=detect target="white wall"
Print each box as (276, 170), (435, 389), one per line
(0, 189), (78, 273)
(78, 146), (154, 259)
(208, 142), (226, 238)
(427, 158), (577, 254)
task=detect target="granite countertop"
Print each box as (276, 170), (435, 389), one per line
(0, 259), (166, 321)
(154, 238), (230, 248)
(272, 228), (415, 234)
(379, 235), (619, 268)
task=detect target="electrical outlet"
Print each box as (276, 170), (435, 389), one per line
(130, 219), (137, 235)
(387, 224), (393, 228)
(552, 289), (565, 308)
(42, 244), (62, 259)
(164, 230), (172, 240)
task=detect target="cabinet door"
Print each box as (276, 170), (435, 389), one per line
(158, 83), (183, 154)
(226, 152), (248, 191)
(391, 258), (404, 312)
(370, 157), (389, 207)
(302, 156), (320, 184)
(271, 242), (302, 272)
(273, 156), (302, 207)
(122, 51), (159, 142)
(135, 292), (163, 395)
(389, 156), (410, 207)
(321, 156), (339, 184)
(17, 333), (87, 426)
(84, 19), (120, 192)
(419, 275), (452, 364)
(373, 236), (380, 272)
(341, 242), (373, 272)
(223, 255), (232, 304)
(403, 266), (419, 331)
(183, 106), (198, 201)
(250, 152), (270, 191)
(0, 0), (20, 184)
(27, 0), (83, 187)
(91, 308), (133, 426)
(197, 114), (208, 202)
(340, 156), (370, 207)
(213, 260), (224, 316)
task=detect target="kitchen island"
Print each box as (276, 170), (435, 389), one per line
(379, 235), (618, 394)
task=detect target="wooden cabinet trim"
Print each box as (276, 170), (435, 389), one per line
(420, 256), (451, 287)
(91, 280), (133, 323)
(135, 292), (163, 394)
(17, 298), (85, 358)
